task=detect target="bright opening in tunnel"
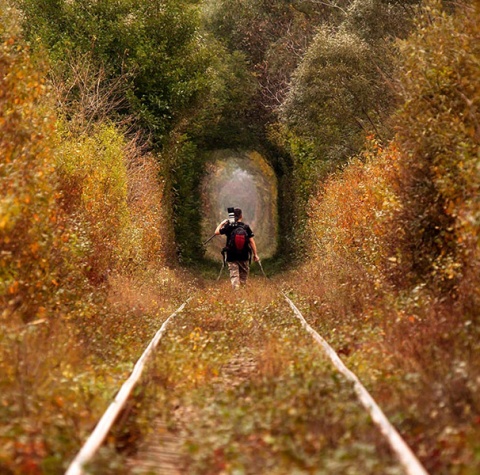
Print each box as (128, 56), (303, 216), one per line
(201, 150), (278, 260)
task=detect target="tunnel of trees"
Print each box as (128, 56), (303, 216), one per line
(10, 0), (423, 265)
(2, 1), (480, 472)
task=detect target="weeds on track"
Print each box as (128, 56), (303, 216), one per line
(110, 279), (403, 475)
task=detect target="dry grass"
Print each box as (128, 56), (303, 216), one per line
(254, 336), (292, 380)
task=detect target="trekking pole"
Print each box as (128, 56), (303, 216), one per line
(217, 250), (227, 281)
(216, 259), (225, 281)
(257, 260), (268, 279)
(203, 234), (216, 246)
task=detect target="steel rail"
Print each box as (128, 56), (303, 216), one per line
(283, 292), (429, 475)
(65, 299), (190, 475)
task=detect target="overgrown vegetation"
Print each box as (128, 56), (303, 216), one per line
(115, 284), (402, 474)
(0, 3), (192, 473)
(289, 1), (480, 472)
(1, 0), (479, 473)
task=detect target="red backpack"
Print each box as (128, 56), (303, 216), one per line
(228, 224), (249, 254)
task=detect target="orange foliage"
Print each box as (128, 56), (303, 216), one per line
(297, 6), (480, 471)
(0, 14), (178, 474)
(308, 138), (406, 294)
(0, 25), (69, 323)
(126, 147), (173, 265)
(395, 0), (480, 299)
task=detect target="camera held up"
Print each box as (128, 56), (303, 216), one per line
(227, 207), (235, 224)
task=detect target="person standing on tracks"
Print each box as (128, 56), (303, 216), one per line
(214, 208), (260, 290)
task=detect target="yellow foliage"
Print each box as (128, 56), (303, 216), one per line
(57, 122), (170, 280)
(394, 0), (480, 293)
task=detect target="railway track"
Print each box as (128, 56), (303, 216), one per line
(66, 279), (428, 475)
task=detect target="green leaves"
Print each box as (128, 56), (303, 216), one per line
(20, 0), (210, 141)
(280, 23), (396, 165)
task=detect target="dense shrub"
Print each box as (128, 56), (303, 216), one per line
(18, 0), (211, 141)
(58, 123), (134, 282)
(281, 28), (387, 163)
(306, 139), (403, 314)
(0, 5), (70, 324)
(273, 0), (418, 249)
(190, 46), (257, 148)
(305, 0), (480, 362)
(280, 0), (420, 165)
(344, 0), (418, 41)
(298, 2), (480, 471)
(161, 133), (206, 263)
(0, 9), (87, 473)
(302, 0), (480, 302)
(395, 0), (480, 297)
(0, 5), (184, 473)
(201, 0), (357, 146)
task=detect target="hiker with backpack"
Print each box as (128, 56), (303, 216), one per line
(215, 207), (260, 290)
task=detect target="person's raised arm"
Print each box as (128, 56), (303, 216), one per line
(215, 219), (229, 235)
